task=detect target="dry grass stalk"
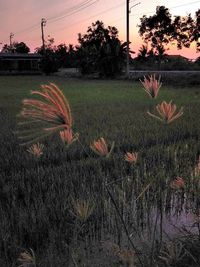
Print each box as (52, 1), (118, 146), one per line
(18, 248), (36, 267)
(170, 177), (185, 190)
(27, 143), (44, 158)
(124, 152), (138, 164)
(60, 128), (79, 146)
(18, 83), (73, 144)
(140, 74), (162, 98)
(72, 199), (95, 222)
(135, 183), (151, 201)
(90, 137), (114, 158)
(147, 100), (183, 124)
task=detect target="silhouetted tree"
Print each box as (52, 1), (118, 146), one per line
(35, 37), (55, 55)
(54, 44), (76, 68)
(1, 44), (13, 53)
(138, 6), (173, 55)
(77, 20), (128, 77)
(172, 9), (199, 51)
(1, 42), (30, 53)
(138, 6), (200, 54)
(54, 43), (68, 67)
(35, 37), (58, 74)
(191, 9), (200, 51)
(137, 45), (148, 60)
(14, 42), (30, 53)
(171, 14), (194, 49)
(195, 56), (200, 66)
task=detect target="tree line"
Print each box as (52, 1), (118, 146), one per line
(1, 6), (200, 76)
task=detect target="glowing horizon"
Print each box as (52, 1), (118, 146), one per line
(1, 0), (199, 59)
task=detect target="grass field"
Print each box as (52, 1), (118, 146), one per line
(1, 75), (200, 266)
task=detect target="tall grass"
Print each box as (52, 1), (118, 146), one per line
(0, 76), (200, 266)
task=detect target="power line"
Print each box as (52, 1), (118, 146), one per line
(130, 0), (200, 17)
(19, 1), (125, 43)
(15, 23), (39, 35)
(14, 1), (124, 39)
(7, 0), (200, 37)
(48, 1), (125, 35)
(11, 0), (200, 45)
(12, 0), (99, 37)
(167, 0), (200, 10)
(47, 0), (98, 22)
(46, 0), (200, 37)
(47, 0), (99, 24)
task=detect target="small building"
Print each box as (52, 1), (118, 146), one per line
(0, 53), (42, 74)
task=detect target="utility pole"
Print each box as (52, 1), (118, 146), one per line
(126, 1), (141, 78)
(126, 0), (130, 78)
(10, 32), (14, 46)
(41, 18), (46, 55)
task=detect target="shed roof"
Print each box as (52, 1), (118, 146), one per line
(0, 53), (42, 60)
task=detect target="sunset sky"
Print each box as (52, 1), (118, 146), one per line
(1, 0), (200, 59)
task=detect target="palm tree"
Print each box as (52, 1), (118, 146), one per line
(137, 45), (148, 61)
(99, 39), (128, 77)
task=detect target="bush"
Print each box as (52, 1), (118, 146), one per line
(40, 54), (59, 75)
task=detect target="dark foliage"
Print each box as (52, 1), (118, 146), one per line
(138, 6), (200, 55)
(76, 20), (128, 77)
(35, 38), (59, 74)
(1, 42), (30, 54)
(54, 44), (77, 68)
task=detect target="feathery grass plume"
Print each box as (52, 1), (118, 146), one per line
(90, 137), (115, 158)
(147, 100), (183, 124)
(170, 177), (185, 190)
(124, 152), (138, 164)
(18, 83), (73, 145)
(18, 248), (36, 267)
(27, 143), (44, 158)
(60, 128), (79, 147)
(72, 199), (95, 222)
(140, 74), (162, 98)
